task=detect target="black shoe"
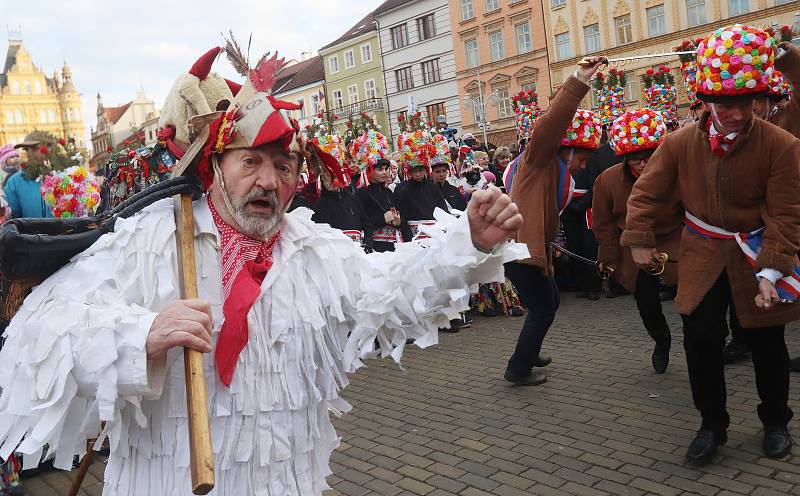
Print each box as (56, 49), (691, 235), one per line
(439, 320), (461, 333)
(763, 426), (793, 459)
(463, 312), (474, 325)
(587, 292), (600, 301)
(652, 337), (671, 374)
(532, 353), (552, 367)
(722, 340), (750, 364)
(482, 308), (499, 317)
(686, 429), (727, 462)
(790, 356), (800, 373)
(509, 307), (524, 317)
(504, 369), (547, 386)
(576, 292), (588, 299)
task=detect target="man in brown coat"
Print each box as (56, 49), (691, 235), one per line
(592, 109), (681, 374)
(503, 56), (604, 386)
(623, 25), (800, 462)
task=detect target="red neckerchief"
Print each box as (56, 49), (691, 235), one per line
(207, 197), (280, 386)
(627, 162), (642, 179)
(706, 119), (737, 157)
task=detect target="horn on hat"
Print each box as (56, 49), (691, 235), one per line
(225, 79), (242, 96)
(189, 47), (222, 81)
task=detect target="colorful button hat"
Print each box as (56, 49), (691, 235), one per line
(642, 66), (678, 123)
(608, 109), (667, 157)
(594, 68), (627, 126)
(768, 69), (791, 99)
(513, 89), (541, 138)
(558, 109), (602, 150)
(695, 24), (775, 102)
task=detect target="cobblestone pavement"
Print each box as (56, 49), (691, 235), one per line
(17, 293), (800, 496)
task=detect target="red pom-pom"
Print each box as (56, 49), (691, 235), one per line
(58, 138), (66, 146)
(646, 69), (655, 76)
(127, 150), (136, 159)
(106, 146), (112, 153)
(38, 145), (48, 155)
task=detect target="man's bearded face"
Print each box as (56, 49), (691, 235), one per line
(214, 144), (301, 239)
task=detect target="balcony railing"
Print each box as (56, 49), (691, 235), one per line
(327, 97), (384, 120)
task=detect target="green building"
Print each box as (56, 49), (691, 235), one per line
(319, 11), (389, 138)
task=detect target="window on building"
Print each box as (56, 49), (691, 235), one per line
(489, 30), (505, 62)
(24, 80), (31, 95)
(39, 109), (46, 123)
(391, 24), (409, 49)
(776, 0), (793, 4)
(329, 56), (339, 74)
(729, 0), (749, 15)
(516, 22), (532, 54)
(344, 50), (355, 69)
(551, 0), (566, 7)
(647, 5), (666, 36)
(311, 94), (321, 114)
(422, 59), (441, 85)
(34, 80), (42, 94)
(48, 109), (56, 123)
(332, 89), (344, 109)
(522, 82), (537, 92)
(5, 111), (13, 124)
(365, 79), (377, 99)
(347, 84), (359, 104)
(624, 78), (638, 103)
(360, 43), (372, 63)
(584, 23), (601, 53)
(395, 66), (414, 92)
(591, 89), (601, 109)
(465, 39), (480, 68)
(11, 81), (19, 94)
(15, 110), (24, 123)
(461, 0), (474, 21)
(495, 88), (512, 118)
(296, 98), (307, 118)
(687, 0), (706, 27)
(555, 33), (572, 61)
(470, 96), (486, 123)
(426, 102), (446, 124)
(417, 14), (436, 40)
(486, 0), (500, 11)
(615, 14), (633, 45)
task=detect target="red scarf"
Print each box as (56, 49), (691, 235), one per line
(707, 119), (738, 157)
(208, 197), (280, 386)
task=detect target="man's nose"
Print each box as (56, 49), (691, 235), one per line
(255, 165), (278, 189)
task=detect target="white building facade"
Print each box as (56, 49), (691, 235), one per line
(375, 0), (461, 146)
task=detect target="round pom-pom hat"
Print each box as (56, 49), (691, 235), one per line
(541, 109), (601, 151)
(695, 24), (775, 103)
(608, 109), (668, 157)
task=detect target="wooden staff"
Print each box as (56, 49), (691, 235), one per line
(175, 193), (215, 494)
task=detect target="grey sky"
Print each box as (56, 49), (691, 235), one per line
(1, 0), (377, 146)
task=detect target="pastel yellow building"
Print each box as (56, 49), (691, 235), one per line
(543, 0), (800, 114)
(0, 35), (86, 149)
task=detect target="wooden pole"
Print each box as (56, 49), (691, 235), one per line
(67, 450), (93, 496)
(175, 193), (215, 495)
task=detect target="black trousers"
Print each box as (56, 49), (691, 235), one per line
(505, 262), (560, 376)
(681, 274), (793, 433)
(562, 211), (601, 293)
(633, 271), (671, 343)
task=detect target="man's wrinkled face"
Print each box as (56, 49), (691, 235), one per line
(410, 167), (427, 182)
(705, 100), (753, 134)
(431, 166), (449, 184)
(214, 143), (301, 239)
(371, 164), (390, 184)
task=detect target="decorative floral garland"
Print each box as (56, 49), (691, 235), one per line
(41, 165), (101, 218)
(594, 68), (627, 126)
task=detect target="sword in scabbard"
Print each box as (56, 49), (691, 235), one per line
(550, 242), (614, 279)
(578, 51), (696, 67)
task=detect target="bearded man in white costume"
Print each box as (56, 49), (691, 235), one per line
(0, 51), (526, 495)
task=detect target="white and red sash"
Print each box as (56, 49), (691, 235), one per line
(373, 225), (403, 243)
(572, 188), (592, 229)
(684, 212), (800, 301)
(408, 220), (437, 240)
(342, 230), (364, 244)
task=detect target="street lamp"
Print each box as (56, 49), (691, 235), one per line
(462, 65), (502, 146)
